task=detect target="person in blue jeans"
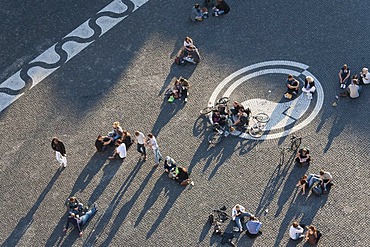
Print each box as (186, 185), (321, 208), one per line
(63, 203), (98, 237)
(231, 204), (253, 232)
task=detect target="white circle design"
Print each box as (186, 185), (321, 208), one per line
(208, 60), (324, 140)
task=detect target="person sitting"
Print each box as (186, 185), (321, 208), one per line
(302, 76), (316, 99)
(66, 197), (84, 215)
(212, 111), (228, 128)
(360, 67), (370, 84)
(230, 101), (244, 120)
(296, 175), (308, 195)
(295, 147), (311, 166)
(121, 130), (134, 150)
(108, 121), (123, 142)
(170, 167), (194, 186)
(212, 0), (230, 17)
(108, 140), (126, 161)
(233, 108), (249, 131)
(284, 74), (299, 99)
(319, 169), (333, 193)
(289, 221), (306, 240)
(306, 173), (322, 189)
(95, 135), (112, 153)
(347, 75), (361, 98)
(231, 204), (253, 232)
(338, 64), (351, 89)
(305, 225), (321, 245)
(191, 4), (208, 21)
(63, 203), (98, 237)
(164, 156), (177, 174)
(246, 216), (262, 237)
(183, 45), (201, 64)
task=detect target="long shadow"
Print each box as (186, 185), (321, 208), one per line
(323, 110), (347, 153)
(132, 173), (185, 239)
(69, 151), (110, 196)
(151, 97), (186, 136)
(255, 152), (296, 217)
(1, 169), (62, 246)
(274, 185), (328, 247)
(84, 161), (153, 246)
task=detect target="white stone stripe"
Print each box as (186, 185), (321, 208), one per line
(0, 0), (149, 113)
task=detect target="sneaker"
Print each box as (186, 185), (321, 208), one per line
(190, 181), (194, 186)
(342, 84), (346, 89)
(143, 156), (147, 161)
(214, 12), (218, 17)
(184, 98), (188, 103)
(63, 164), (67, 168)
(108, 156), (115, 160)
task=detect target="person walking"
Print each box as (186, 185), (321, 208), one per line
(135, 131), (147, 160)
(51, 137), (67, 168)
(147, 133), (162, 167)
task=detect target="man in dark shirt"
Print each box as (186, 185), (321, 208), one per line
(63, 203), (98, 237)
(213, 0), (230, 16)
(233, 109), (249, 130)
(284, 74), (299, 99)
(51, 137), (67, 168)
(95, 135), (112, 152)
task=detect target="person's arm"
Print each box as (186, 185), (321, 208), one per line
(51, 140), (56, 151)
(344, 70), (351, 81)
(338, 70), (343, 82)
(63, 217), (70, 232)
(302, 183), (306, 195)
(60, 142), (66, 156)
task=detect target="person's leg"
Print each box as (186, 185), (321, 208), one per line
(153, 149), (161, 164)
(137, 143), (142, 154)
(316, 230), (322, 242)
(55, 151), (63, 165)
(80, 207), (97, 225)
(61, 155), (67, 167)
(235, 216), (243, 230)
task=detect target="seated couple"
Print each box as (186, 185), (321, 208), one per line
(290, 221), (321, 245)
(296, 170), (333, 195)
(231, 204), (262, 237)
(163, 156), (194, 186)
(166, 77), (190, 103)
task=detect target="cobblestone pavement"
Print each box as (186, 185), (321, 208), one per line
(1, 0), (369, 246)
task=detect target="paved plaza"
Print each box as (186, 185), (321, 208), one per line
(0, 0), (369, 246)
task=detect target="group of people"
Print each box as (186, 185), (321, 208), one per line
(165, 77), (190, 103)
(289, 221), (321, 245)
(211, 100), (251, 134)
(63, 197), (98, 237)
(191, 0), (230, 21)
(230, 204), (262, 237)
(338, 64), (369, 99)
(284, 74), (316, 100)
(296, 169), (334, 196)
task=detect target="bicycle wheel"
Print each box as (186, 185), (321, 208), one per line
(248, 125), (263, 138)
(200, 106), (214, 115)
(255, 112), (270, 123)
(208, 132), (222, 144)
(291, 137), (302, 150)
(217, 96), (229, 105)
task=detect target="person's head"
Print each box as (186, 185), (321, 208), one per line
(135, 131), (139, 136)
(97, 135), (103, 140)
(194, 3), (200, 8)
(217, 0), (223, 3)
(301, 148), (308, 154)
(147, 133), (153, 139)
(69, 197), (77, 202)
(235, 204), (240, 210)
(319, 169), (325, 175)
(122, 130), (128, 136)
(287, 74), (294, 80)
(116, 140), (122, 145)
(249, 216), (257, 221)
(233, 101), (239, 107)
(292, 221), (299, 228)
(362, 68), (368, 74)
(113, 121), (120, 128)
(301, 174), (308, 180)
(53, 138), (59, 144)
(343, 64), (348, 69)
(308, 225), (316, 233)
(185, 37), (192, 43)
(306, 76), (314, 83)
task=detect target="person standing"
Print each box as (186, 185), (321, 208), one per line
(51, 137), (67, 168)
(147, 133), (162, 167)
(135, 131), (146, 160)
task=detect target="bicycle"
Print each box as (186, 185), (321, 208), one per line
(200, 96), (229, 115)
(247, 112), (270, 138)
(279, 135), (302, 166)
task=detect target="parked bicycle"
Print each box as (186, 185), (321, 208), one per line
(200, 97), (229, 115)
(279, 135), (302, 166)
(247, 112), (270, 138)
